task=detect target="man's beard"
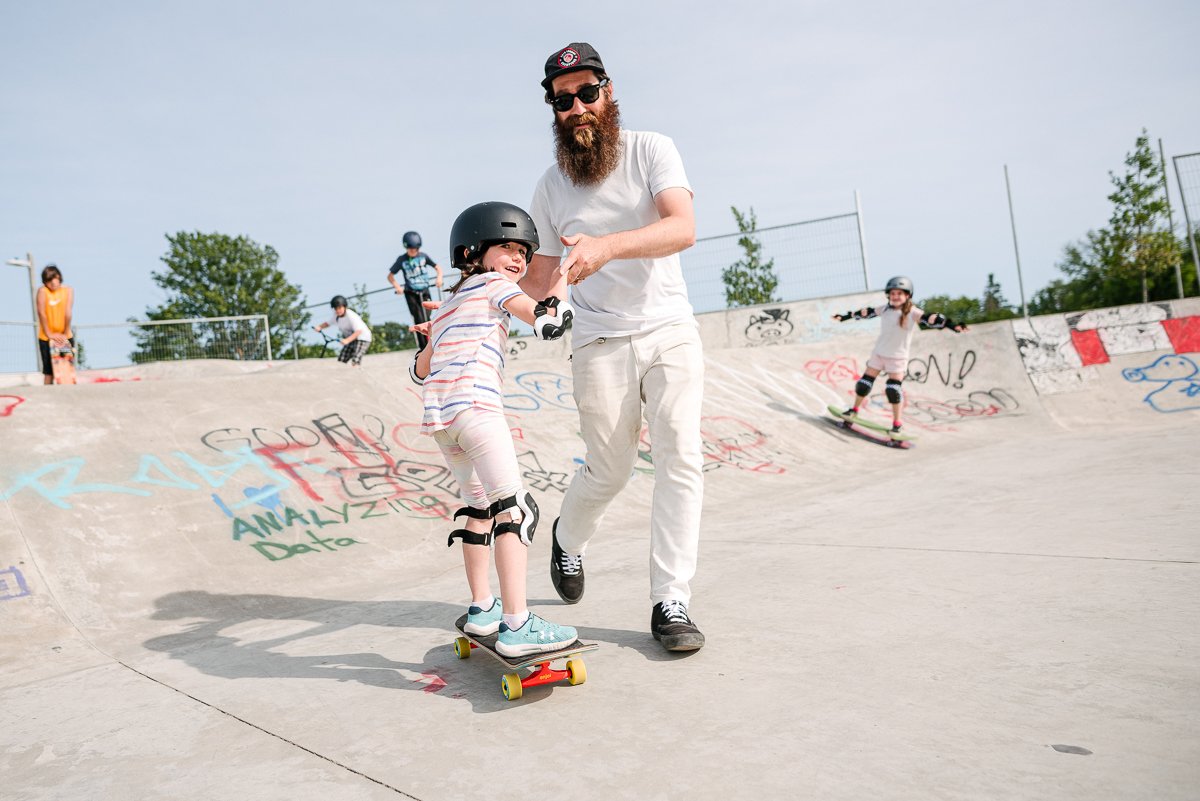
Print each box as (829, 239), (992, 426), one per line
(553, 98), (622, 186)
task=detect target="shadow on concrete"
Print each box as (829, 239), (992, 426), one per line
(143, 589), (686, 713)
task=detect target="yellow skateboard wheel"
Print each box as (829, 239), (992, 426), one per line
(501, 672), (523, 700)
(454, 637), (471, 659)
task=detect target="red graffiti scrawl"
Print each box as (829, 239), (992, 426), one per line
(1, 395), (26, 417)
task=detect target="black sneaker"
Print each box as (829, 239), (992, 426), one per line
(550, 519), (584, 604)
(651, 600), (705, 652)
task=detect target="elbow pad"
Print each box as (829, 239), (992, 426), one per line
(533, 298), (574, 341)
(408, 351), (425, 385)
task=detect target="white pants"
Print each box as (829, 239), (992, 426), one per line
(557, 323), (705, 605)
(433, 408), (522, 510)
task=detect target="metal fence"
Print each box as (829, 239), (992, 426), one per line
(681, 207), (870, 313)
(0, 315), (272, 373)
(295, 205), (872, 351)
(1173, 151), (1200, 296)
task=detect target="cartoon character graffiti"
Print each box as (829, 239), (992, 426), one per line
(1121, 354), (1200, 413)
(745, 309), (794, 346)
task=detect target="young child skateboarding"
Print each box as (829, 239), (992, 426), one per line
(409, 201), (577, 657)
(313, 295), (372, 366)
(831, 276), (968, 434)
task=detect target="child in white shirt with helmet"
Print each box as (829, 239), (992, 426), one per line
(832, 275), (968, 434)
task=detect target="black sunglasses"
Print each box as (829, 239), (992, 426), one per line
(546, 77), (610, 113)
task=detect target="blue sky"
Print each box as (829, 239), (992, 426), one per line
(3, 1), (1198, 345)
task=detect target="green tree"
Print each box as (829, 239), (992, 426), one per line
(348, 283), (416, 354)
(919, 274), (1018, 325)
(722, 206), (780, 308)
(1032, 131), (1185, 314)
(133, 231), (309, 362)
(980, 273), (1019, 321)
(918, 294), (979, 324)
(373, 321), (417, 352)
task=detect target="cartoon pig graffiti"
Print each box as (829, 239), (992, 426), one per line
(745, 309), (794, 346)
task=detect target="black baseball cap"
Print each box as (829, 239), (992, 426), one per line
(541, 42), (607, 92)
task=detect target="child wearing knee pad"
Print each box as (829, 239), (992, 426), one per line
(409, 201), (577, 657)
(832, 276), (968, 433)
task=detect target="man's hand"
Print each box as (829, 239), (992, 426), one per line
(421, 300), (441, 311)
(558, 233), (612, 285)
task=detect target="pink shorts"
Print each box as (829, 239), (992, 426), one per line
(866, 353), (907, 376)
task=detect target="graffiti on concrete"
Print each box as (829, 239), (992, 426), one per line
(250, 531), (364, 562)
(1015, 307), (1200, 396)
(744, 309), (794, 346)
(505, 371), (575, 412)
(1068, 304), (1171, 358)
(508, 339), (529, 360)
(906, 350), (977, 390)
(635, 415), (786, 475)
(1121, 354), (1200, 413)
(0, 566), (31, 601)
(1014, 316), (1082, 374)
(1, 395), (25, 418)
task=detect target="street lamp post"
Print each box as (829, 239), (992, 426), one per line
(6, 253), (41, 372)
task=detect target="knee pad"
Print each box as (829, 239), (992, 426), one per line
(855, 373), (876, 397)
(885, 378), (903, 404)
(490, 490), (539, 546)
(447, 505), (493, 547)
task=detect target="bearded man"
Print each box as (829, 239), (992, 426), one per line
(523, 42), (706, 652)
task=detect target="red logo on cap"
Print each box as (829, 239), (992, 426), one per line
(556, 48), (580, 68)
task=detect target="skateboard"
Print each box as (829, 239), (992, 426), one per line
(453, 614), (599, 701)
(51, 346), (77, 385)
(826, 404), (913, 449)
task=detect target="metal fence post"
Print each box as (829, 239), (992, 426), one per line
(854, 190), (871, 291)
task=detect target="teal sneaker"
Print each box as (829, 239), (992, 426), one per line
(495, 613), (578, 658)
(463, 597), (503, 636)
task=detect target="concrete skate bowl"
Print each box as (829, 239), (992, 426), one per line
(3, 296), (1197, 800)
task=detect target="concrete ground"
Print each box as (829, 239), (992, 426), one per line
(1, 309), (1197, 800)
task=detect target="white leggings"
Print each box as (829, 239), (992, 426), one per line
(432, 407), (523, 511)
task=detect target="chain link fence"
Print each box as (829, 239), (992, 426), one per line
(1173, 151), (1200, 296)
(292, 207), (872, 352)
(0, 315), (271, 374)
(681, 211), (870, 313)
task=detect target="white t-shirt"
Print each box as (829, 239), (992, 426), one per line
(326, 309), (372, 343)
(529, 129), (696, 348)
(871, 305), (924, 360)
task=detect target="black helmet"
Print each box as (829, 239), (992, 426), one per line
(330, 295), (348, 308)
(402, 231), (422, 249)
(885, 276), (914, 296)
(449, 201), (540, 268)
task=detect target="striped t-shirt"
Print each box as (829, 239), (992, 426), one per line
(421, 272), (522, 431)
